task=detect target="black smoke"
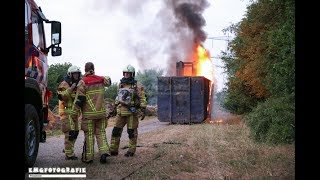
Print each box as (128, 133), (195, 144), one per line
(89, 0), (210, 75)
(163, 0), (210, 75)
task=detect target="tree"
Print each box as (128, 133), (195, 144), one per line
(135, 68), (164, 105)
(221, 0), (295, 144)
(104, 82), (118, 102)
(48, 62), (72, 110)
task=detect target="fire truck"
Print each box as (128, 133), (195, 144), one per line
(25, 0), (62, 167)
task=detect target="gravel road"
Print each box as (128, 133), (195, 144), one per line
(34, 117), (169, 167)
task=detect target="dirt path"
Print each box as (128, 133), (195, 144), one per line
(27, 103), (294, 179)
(34, 117), (169, 168)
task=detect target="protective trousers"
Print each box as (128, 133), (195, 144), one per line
(61, 115), (79, 157)
(81, 118), (110, 162)
(110, 114), (139, 154)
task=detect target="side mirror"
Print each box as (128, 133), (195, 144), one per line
(51, 45), (62, 56)
(51, 21), (61, 45)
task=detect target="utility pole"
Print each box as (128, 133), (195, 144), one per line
(207, 36), (231, 48)
(206, 36), (231, 92)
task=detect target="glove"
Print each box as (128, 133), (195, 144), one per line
(140, 108), (146, 120)
(68, 130), (79, 141)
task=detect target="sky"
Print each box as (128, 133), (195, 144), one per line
(35, 0), (251, 92)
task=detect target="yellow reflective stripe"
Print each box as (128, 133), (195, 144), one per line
(83, 110), (106, 114)
(67, 100), (72, 107)
(85, 94), (97, 112)
(59, 89), (70, 96)
(87, 120), (94, 155)
(121, 112), (132, 116)
(99, 119), (109, 151)
(62, 109), (77, 116)
(83, 111), (106, 116)
(120, 109), (132, 115)
(128, 144), (136, 149)
(59, 109), (77, 115)
(140, 92), (147, 107)
(130, 92), (135, 106)
(64, 149), (73, 155)
(99, 146), (109, 151)
(128, 115), (133, 129)
(71, 91), (79, 111)
(68, 115), (75, 130)
(86, 89), (104, 95)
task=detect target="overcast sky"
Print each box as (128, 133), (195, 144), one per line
(35, 0), (251, 92)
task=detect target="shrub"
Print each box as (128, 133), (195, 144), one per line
(245, 94), (294, 144)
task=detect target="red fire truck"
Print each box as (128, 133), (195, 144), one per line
(25, 0), (62, 167)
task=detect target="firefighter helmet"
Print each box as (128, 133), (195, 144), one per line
(67, 65), (81, 77)
(123, 64), (135, 78)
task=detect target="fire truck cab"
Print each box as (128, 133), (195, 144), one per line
(25, 0), (62, 167)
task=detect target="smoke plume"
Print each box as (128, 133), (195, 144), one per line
(90, 0), (210, 75)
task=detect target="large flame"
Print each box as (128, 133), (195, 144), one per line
(195, 45), (213, 81)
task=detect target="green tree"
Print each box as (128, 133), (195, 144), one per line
(135, 68), (164, 105)
(221, 0), (295, 144)
(48, 62), (72, 110)
(104, 82), (118, 102)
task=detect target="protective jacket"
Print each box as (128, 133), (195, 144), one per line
(58, 76), (81, 130)
(115, 78), (147, 116)
(57, 76), (81, 158)
(77, 73), (111, 119)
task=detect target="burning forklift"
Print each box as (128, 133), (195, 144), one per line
(157, 45), (214, 124)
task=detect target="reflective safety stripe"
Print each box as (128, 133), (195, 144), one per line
(64, 149), (72, 153)
(119, 110), (132, 116)
(68, 115), (75, 131)
(84, 88), (106, 115)
(59, 89), (79, 115)
(83, 110), (106, 116)
(128, 143), (136, 149)
(140, 91), (147, 108)
(64, 149), (73, 156)
(64, 109), (78, 115)
(59, 108), (78, 115)
(86, 89), (104, 95)
(99, 118), (109, 151)
(86, 94), (97, 112)
(71, 91), (79, 111)
(128, 115), (133, 129)
(99, 146), (109, 151)
(59, 89), (70, 96)
(87, 120), (94, 156)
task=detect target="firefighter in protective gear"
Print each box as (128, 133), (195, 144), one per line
(57, 65), (82, 160)
(76, 62), (112, 164)
(110, 64), (147, 157)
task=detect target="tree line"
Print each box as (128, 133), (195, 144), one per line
(47, 63), (163, 110)
(47, 0), (294, 145)
(219, 0), (295, 144)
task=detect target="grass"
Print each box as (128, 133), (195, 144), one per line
(118, 120), (295, 179)
(44, 114), (294, 179)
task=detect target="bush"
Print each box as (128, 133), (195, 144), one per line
(245, 94), (295, 144)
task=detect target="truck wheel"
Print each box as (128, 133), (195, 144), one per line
(25, 104), (40, 167)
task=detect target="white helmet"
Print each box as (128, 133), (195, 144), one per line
(67, 65), (81, 77)
(123, 64), (135, 78)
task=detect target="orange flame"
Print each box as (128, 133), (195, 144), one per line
(195, 45), (213, 81)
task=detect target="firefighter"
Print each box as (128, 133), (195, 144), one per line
(57, 65), (82, 160)
(76, 62), (112, 164)
(110, 64), (147, 157)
